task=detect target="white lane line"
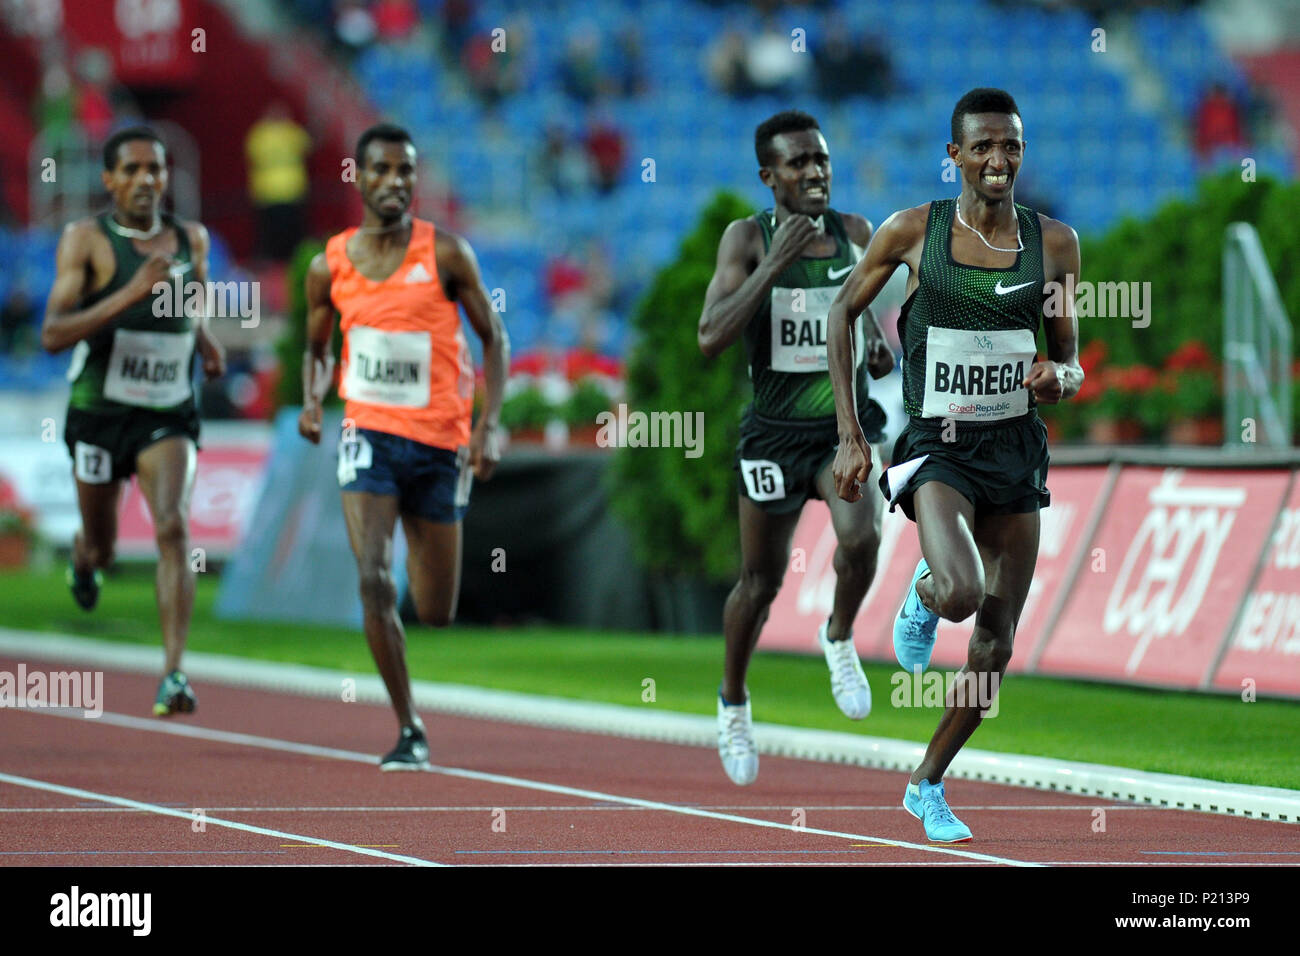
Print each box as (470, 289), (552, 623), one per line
(0, 771), (443, 868)
(0, 804), (1160, 813)
(32, 708), (1039, 867)
(5, 629), (1296, 824)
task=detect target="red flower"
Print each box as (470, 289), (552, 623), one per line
(1165, 340), (1215, 373)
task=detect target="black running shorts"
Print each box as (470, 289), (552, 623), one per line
(64, 406), (200, 485)
(736, 400), (887, 515)
(880, 412), (1049, 521)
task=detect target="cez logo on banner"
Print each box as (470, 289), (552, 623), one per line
(1104, 470), (1243, 671)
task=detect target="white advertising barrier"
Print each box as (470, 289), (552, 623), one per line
(0, 422), (271, 559)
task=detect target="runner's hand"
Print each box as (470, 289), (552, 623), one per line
(1024, 360), (1063, 403)
(469, 421), (500, 481)
(865, 336), (895, 379)
(767, 214), (821, 269)
(832, 432), (873, 503)
(298, 402), (323, 444)
(127, 253), (174, 301)
(197, 331), (225, 380)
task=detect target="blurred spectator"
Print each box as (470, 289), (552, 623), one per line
(1194, 83), (1245, 157)
(584, 114), (626, 193)
(35, 64), (76, 145)
(815, 26), (894, 100)
(73, 48), (118, 143)
(560, 22), (603, 104)
(0, 287), (35, 356)
(745, 19), (810, 97)
(611, 28), (647, 98)
(333, 0), (377, 57)
(245, 102), (312, 262)
(706, 30), (755, 97)
(439, 0), (477, 60)
(462, 23), (523, 107)
(374, 0), (419, 42)
(540, 123), (591, 195)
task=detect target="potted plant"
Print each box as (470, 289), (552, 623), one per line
(500, 382), (557, 444)
(0, 478), (34, 569)
(562, 377), (614, 446)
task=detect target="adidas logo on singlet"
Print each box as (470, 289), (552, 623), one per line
(404, 263), (433, 284)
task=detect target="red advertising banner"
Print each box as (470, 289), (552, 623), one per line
(1211, 475), (1300, 698)
(1035, 468), (1291, 689)
(116, 439), (269, 559)
(758, 466), (1114, 672)
(62, 0), (199, 88)
(758, 499), (915, 656)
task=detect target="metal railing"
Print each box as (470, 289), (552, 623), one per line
(1223, 222), (1293, 448)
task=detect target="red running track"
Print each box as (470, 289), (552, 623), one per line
(0, 656), (1295, 867)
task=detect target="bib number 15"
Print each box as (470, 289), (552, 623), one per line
(740, 458), (786, 502)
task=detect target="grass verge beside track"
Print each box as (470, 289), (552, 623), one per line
(2, 565), (1296, 790)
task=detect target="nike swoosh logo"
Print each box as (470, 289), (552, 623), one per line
(828, 264), (855, 280)
(994, 279), (1035, 295)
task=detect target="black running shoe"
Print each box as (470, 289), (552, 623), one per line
(153, 670), (197, 717)
(380, 725), (430, 771)
(66, 561), (102, 611)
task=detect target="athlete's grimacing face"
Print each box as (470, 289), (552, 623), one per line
(360, 140), (417, 221)
(760, 130), (831, 217)
(102, 140), (167, 222)
(949, 113), (1024, 203)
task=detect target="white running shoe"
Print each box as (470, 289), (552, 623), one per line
(818, 620), (872, 719)
(716, 692), (759, 785)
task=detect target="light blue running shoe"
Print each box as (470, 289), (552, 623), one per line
(894, 559), (940, 671)
(904, 779), (972, 843)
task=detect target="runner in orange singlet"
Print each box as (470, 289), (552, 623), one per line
(299, 123), (508, 769)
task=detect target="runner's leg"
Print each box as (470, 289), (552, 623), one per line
(342, 490), (421, 730)
(911, 507), (1039, 785)
(721, 498), (802, 703)
(401, 514), (462, 626)
(912, 481), (984, 622)
(72, 478), (125, 574)
(813, 450), (883, 641)
(135, 436), (197, 674)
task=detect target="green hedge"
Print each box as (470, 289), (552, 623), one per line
(273, 238), (335, 412)
(1075, 171), (1299, 368)
(609, 192), (755, 583)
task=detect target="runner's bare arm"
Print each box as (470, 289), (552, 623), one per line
(1028, 217), (1084, 404)
(828, 208), (925, 444)
(439, 231), (508, 481)
(828, 207), (926, 502)
(185, 222), (225, 380)
(40, 221), (171, 353)
(841, 213), (893, 379)
(299, 252), (336, 444)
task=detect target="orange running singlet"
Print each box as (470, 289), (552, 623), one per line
(325, 219), (475, 451)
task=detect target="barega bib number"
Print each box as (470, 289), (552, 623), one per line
(343, 326), (431, 407)
(103, 329), (194, 407)
(769, 286), (864, 373)
(922, 327), (1037, 422)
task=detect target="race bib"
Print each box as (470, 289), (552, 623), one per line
(337, 431), (373, 487)
(769, 286), (864, 373)
(74, 441), (112, 484)
(102, 329), (194, 407)
(922, 328), (1037, 422)
(740, 458), (786, 502)
(343, 326), (431, 408)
